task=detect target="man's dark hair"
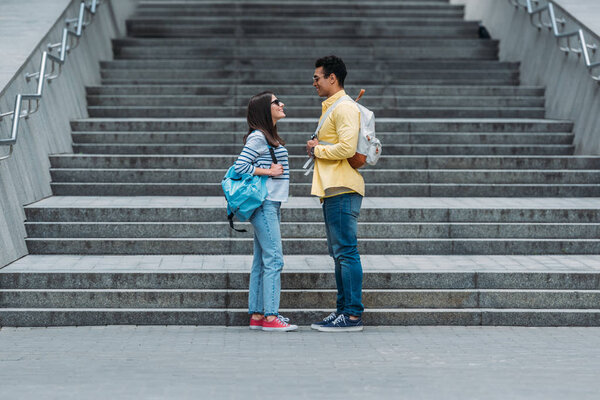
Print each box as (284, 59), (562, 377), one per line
(315, 55), (347, 87)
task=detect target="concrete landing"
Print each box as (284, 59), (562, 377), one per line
(24, 196), (600, 209)
(3, 254), (600, 273)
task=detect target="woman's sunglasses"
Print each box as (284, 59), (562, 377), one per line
(271, 99), (284, 106)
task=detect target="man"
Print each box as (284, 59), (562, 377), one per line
(306, 55), (364, 332)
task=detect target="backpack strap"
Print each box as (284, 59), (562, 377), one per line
(312, 95), (353, 139)
(228, 212), (247, 232)
(303, 95), (353, 175)
(268, 146), (278, 164)
(251, 129), (278, 165)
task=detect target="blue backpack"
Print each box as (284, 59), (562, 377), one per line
(222, 146), (277, 232)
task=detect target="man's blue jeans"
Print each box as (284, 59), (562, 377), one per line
(248, 200), (283, 317)
(322, 193), (364, 317)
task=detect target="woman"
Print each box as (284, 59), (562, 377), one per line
(234, 91), (296, 332)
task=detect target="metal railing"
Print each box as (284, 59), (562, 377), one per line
(0, 0), (101, 162)
(507, 0), (600, 82)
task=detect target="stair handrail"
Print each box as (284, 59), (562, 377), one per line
(507, 0), (600, 82)
(0, 0), (101, 162)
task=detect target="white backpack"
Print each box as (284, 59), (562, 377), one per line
(303, 91), (381, 175)
(302, 89), (383, 175)
(351, 96), (381, 167)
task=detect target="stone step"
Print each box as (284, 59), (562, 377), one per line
(128, 12), (465, 21)
(87, 107), (540, 119)
(49, 182), (600, 197)
(136, 0), (453, 3)
(133, 3), (464, 11)
(25, 199), (600, 223)
(70, 143), (574, 156)
(111, 43), (497, 55)
(24, 221), (600, 239)
(99, 60), (521, 71)
(86, 84), (543, 97)
(4, 308), (600, 326)
(99, 69), (519, 81)
(112, 37), (496, 47)
(49, 168), (600, 185)
(101, 79), (519, 87)
(113, 46), (498, 61)
(134, 2), (460, 9)
(135, 0), (453, 3)
(24, 237), (600, 255)
(4, 269), (600, 290)
(116, 53), (499, 61)
(134, 1), (461, 10)
(70, 131), (568, 145)
(134, 0), (454, 3)
(127, 26), (478, 39)
(48, 155), (600, 170)
(86, 95), (543, 108)
(129, 14), (469, 23)
(3, 288), (600, 309)
(128, 7), (466, 17)
(98, 75), (520, 86)
(111, 51), (499, 62)
(69, 119), (574, 133)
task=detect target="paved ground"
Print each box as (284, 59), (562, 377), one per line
(0, 326), (599, 399)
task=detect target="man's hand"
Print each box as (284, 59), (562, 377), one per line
(306, 139), (319, 157)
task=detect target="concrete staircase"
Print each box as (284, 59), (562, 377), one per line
(2, 263), (600, 326)
(3, 0), (600, 326)
(22, 197), (600, 255)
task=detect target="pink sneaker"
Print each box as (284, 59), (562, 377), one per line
(262, 315), (298, 332)
(249, 317), (263, 330)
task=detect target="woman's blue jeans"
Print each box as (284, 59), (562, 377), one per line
(322, 193), (364, 317)
(248, 200), (283, 317)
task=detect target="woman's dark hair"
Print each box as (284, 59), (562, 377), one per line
(244, 91), (285, 147)
(315, 55), (347, 87)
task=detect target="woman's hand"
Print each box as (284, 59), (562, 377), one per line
(269, 163), (284, 177)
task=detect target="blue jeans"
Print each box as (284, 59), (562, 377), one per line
(322, 193), (364, 317)
(248, 200), (283, 317)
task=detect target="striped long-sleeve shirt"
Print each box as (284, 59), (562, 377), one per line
(234, 130), (289, 202)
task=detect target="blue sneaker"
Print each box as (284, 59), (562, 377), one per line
(310, 312), (338, 330)
(317, 314), (363, 332)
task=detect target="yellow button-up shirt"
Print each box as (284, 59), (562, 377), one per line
(311, 90), (365, 198)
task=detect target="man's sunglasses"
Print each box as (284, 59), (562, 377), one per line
(271, 99), (284, 106)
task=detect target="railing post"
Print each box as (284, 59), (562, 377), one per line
(511, 0), (600, 83)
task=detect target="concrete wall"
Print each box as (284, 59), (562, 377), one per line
(0, 0), (72, 91)
(0, 0), (137, 268)
(451, 0), (600, 155)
